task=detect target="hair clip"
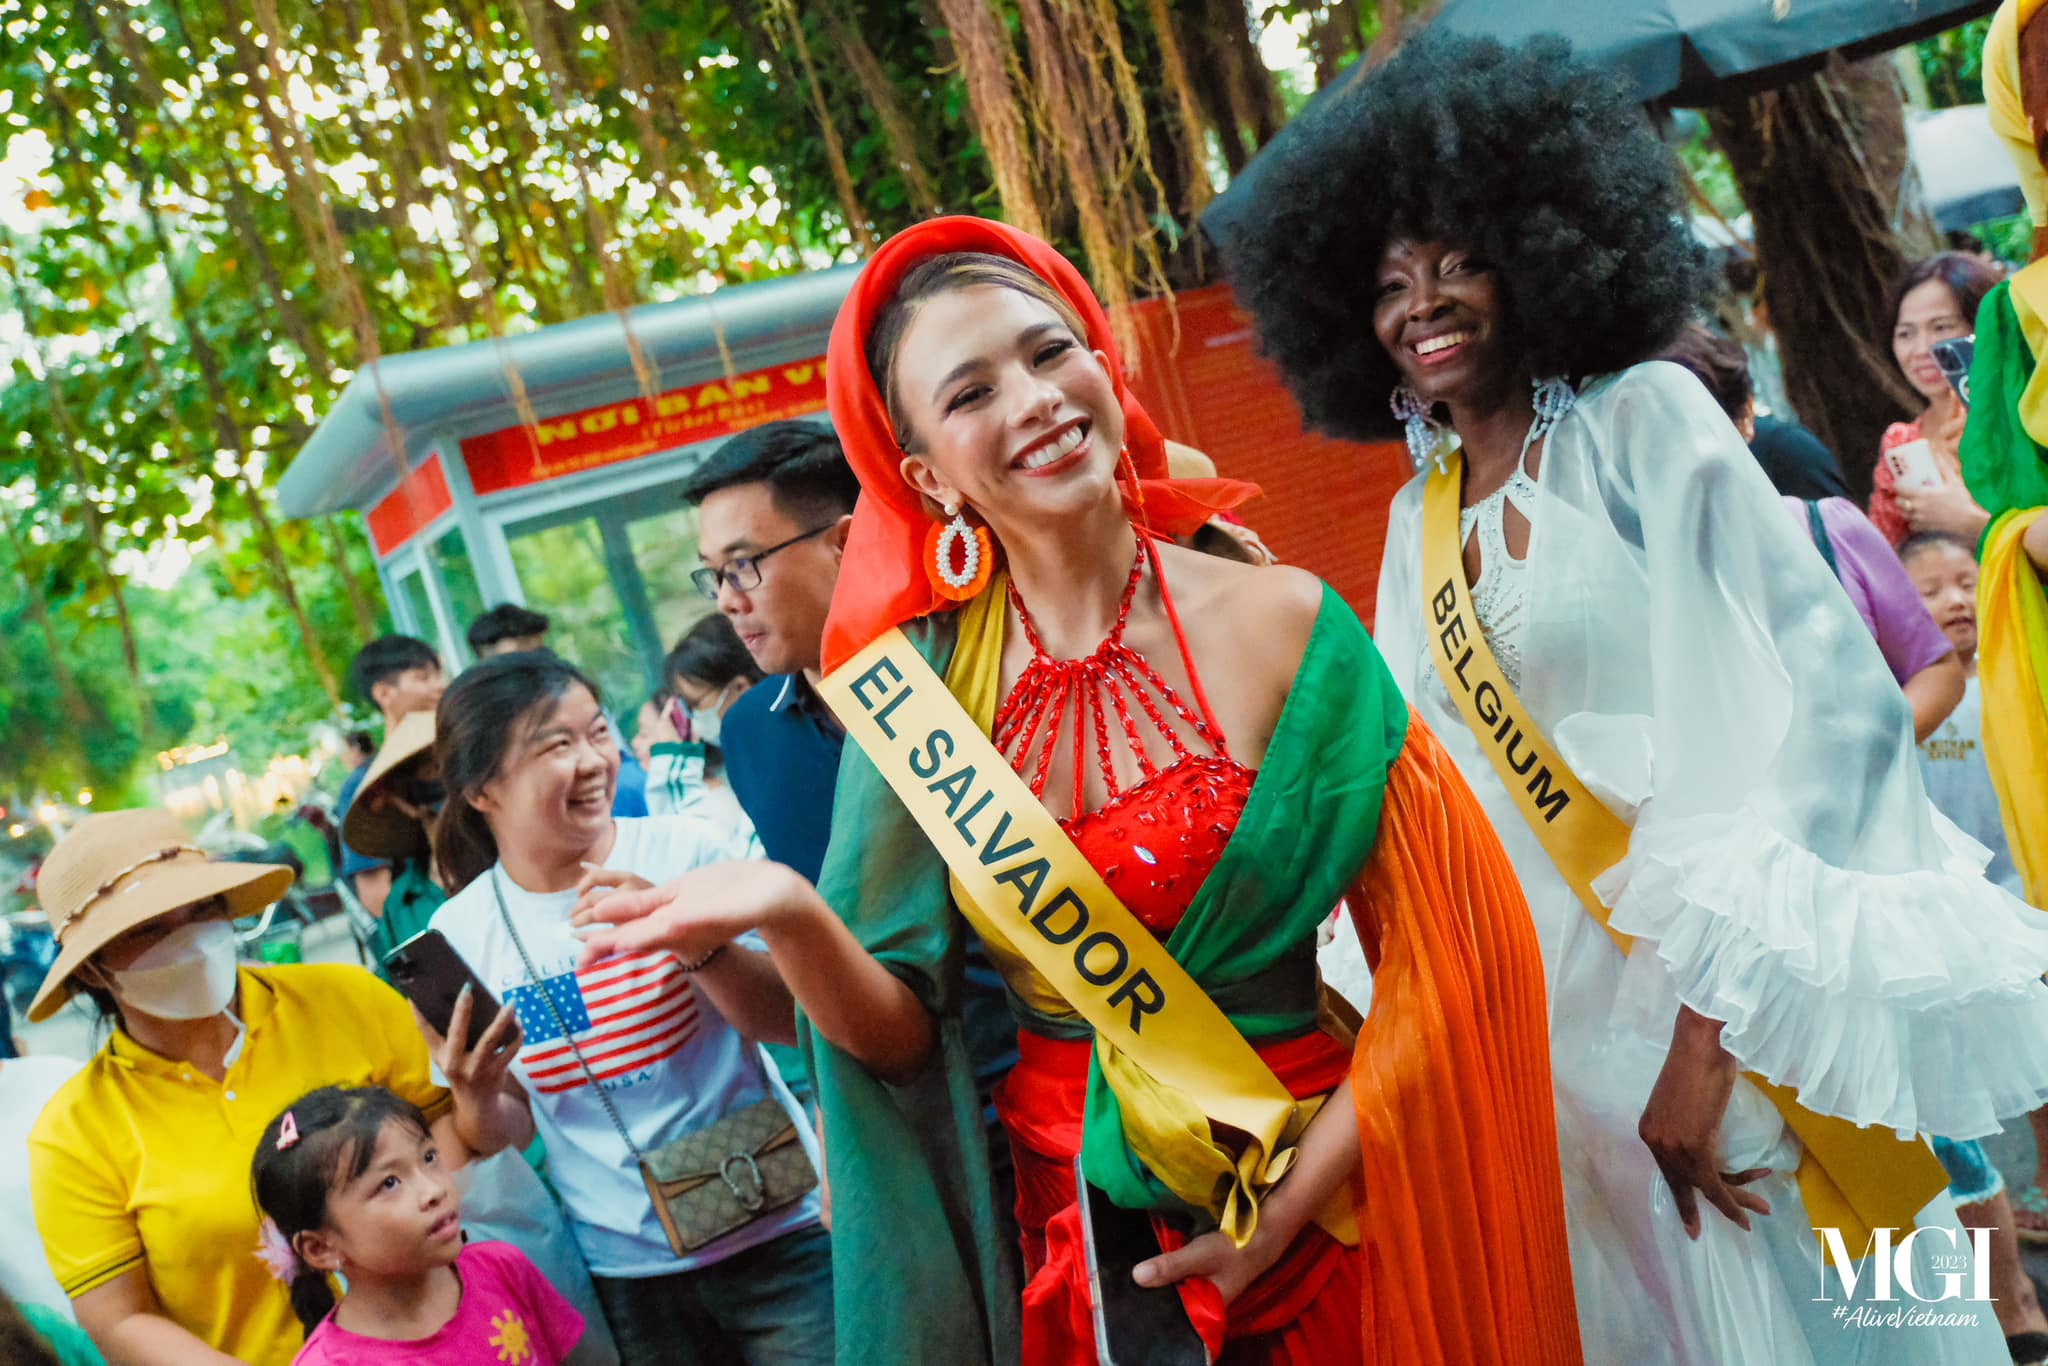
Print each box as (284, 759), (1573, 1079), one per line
(255, 1219), (300, 1283)
(277, 1112), (300, 1151)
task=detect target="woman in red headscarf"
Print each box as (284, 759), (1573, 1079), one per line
(576, 217), (1582, 1365)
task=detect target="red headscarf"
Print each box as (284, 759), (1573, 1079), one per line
(821, 216), (1257, 672)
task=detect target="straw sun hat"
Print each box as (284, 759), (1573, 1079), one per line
(339, 709), (438, 862)
(29, 808), (294, 1023)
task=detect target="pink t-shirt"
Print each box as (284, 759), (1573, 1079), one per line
(294, 1240), (583, 1366)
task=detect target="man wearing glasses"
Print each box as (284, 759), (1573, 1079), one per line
(680, 421), (1020, 1240)
(681, 421), (859, 884)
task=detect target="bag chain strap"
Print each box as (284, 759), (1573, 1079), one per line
(489, 870), (648, 1167)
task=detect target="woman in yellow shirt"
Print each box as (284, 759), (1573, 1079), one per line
(24, 808), (453, 1366)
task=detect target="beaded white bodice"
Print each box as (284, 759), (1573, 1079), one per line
(1423, 457), (1535, 704)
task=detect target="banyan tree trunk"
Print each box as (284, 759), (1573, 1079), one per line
(1707, 55), (1941, 500)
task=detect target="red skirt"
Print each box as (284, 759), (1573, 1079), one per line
(995, 1029), (1365, 1366)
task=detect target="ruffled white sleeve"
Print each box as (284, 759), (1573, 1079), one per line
(1582, 363), (2048, 1139)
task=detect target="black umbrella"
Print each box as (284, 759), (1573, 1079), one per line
(1430, 0), (1996, 107)
(1203, 0), (1995, 246)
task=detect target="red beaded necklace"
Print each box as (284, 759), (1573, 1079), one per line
(993, 532), (1233, 821)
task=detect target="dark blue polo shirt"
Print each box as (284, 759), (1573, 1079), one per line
(721, 675), (845, 885)
(334, 761), (384, 880)
(722, 673), (1019, 1093)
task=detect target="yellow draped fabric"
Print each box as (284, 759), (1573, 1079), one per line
(939, 579), (1066, 1017)
(1988, 0), (2048, 228)
(923, 578), (1349, 1244)
(2004, 262), (2048, 451)
(1979, 508), (2048, 908)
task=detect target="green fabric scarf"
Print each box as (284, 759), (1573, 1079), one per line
(1963, 281), (2048, 535)
(799, 583), (1406, 1364)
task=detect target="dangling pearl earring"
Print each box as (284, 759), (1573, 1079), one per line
(1391, 384), (1446, 474)
(925, 500), (994, 601)
(1529, 375), (1577, 443)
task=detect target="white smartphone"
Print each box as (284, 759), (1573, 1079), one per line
(1884, 437), (1943, 493)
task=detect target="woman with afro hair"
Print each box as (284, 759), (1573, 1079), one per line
(1216, 31), (2048, 1365)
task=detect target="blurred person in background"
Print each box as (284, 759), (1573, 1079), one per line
(0, 1049), (83, 1328)
(636, 615), (761, 843)
(1, 1289), (94, 1366)
(1954, 0), (2048, 936)
(340, 730), (375, 776)
(1906, 532), (2025, 894)
(339, 713), (446, 967)
(337, 637), (446, 921)
(1658, 321), (1850, 499)
(678, 423), (855, 882)
(1905, 530), (2048, 1335)
(1874, 253), (2001, 547)
(1662, 323), (1966, 739)
(467, 604), (551, 659)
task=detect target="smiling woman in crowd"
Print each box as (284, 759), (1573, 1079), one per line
(419, 651), (830, 1366)
(573, 215), (1581, 1365)
(1873, 252), (2002, 547)
(25, 808), (450, 1366)
(1215, 30), (2048, 1364)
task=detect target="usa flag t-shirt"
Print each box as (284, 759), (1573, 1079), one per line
(430, 816), (822, 1277)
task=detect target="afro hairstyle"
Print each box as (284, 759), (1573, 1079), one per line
(1210, 32), (1711, 443)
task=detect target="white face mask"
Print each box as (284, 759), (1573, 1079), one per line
(688, 704), (724, 748)
(106, 919), (239, 1021)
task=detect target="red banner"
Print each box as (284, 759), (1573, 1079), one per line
(366, 455), (453, 556)
(460, 359), (831, 496)
(1123, 286), (1409, 624)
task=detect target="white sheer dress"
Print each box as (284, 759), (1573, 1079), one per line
(1374, 361), (2048, 1364)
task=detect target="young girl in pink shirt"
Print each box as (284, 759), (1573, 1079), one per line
(252, 1085), (584, 1365)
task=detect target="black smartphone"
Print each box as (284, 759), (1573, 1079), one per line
(1073, 1158), (1208, 1366)
(383, 929), (503, 1052)
(1931, 335), (1974, 406)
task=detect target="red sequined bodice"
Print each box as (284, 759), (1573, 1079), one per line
(993, 536), (1254, 936)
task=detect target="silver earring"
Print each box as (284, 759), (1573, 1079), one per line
(1391, 384), (1445, 474)
(1530, 375), (1576, 442)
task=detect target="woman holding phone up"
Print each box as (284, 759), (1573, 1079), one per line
(1873, 252), (2001, 547)
(419, 652), (830, 1366)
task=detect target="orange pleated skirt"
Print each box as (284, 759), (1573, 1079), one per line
(1345, 713), (1583, 1364)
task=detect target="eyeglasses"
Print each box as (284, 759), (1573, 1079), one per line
(691, 523), (836, 600)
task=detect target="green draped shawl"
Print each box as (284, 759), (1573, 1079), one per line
(798, 583), (1407, 1364)
(1963, 279), (2048, 531)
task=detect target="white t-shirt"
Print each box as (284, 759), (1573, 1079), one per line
(430, 816), (820, 1278)
(1919, 675), (2025, 897)
(1, 1055), (83, 1316)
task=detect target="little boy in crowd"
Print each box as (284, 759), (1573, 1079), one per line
(1903, 532), (2026, 895)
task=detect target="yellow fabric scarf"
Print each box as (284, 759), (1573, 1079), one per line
(928, 581), (1350, 1244)
(1988, 0), (2048, 229)
(1978, 507), (2048, 908)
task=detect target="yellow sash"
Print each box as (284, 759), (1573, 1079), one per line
(1420, 455), (1947, 1254)
(820, 622), (1342, 1246)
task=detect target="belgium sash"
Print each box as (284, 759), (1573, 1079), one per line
(1420, 454), (1947, 1254)
(820, 626), (1342, 1246)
